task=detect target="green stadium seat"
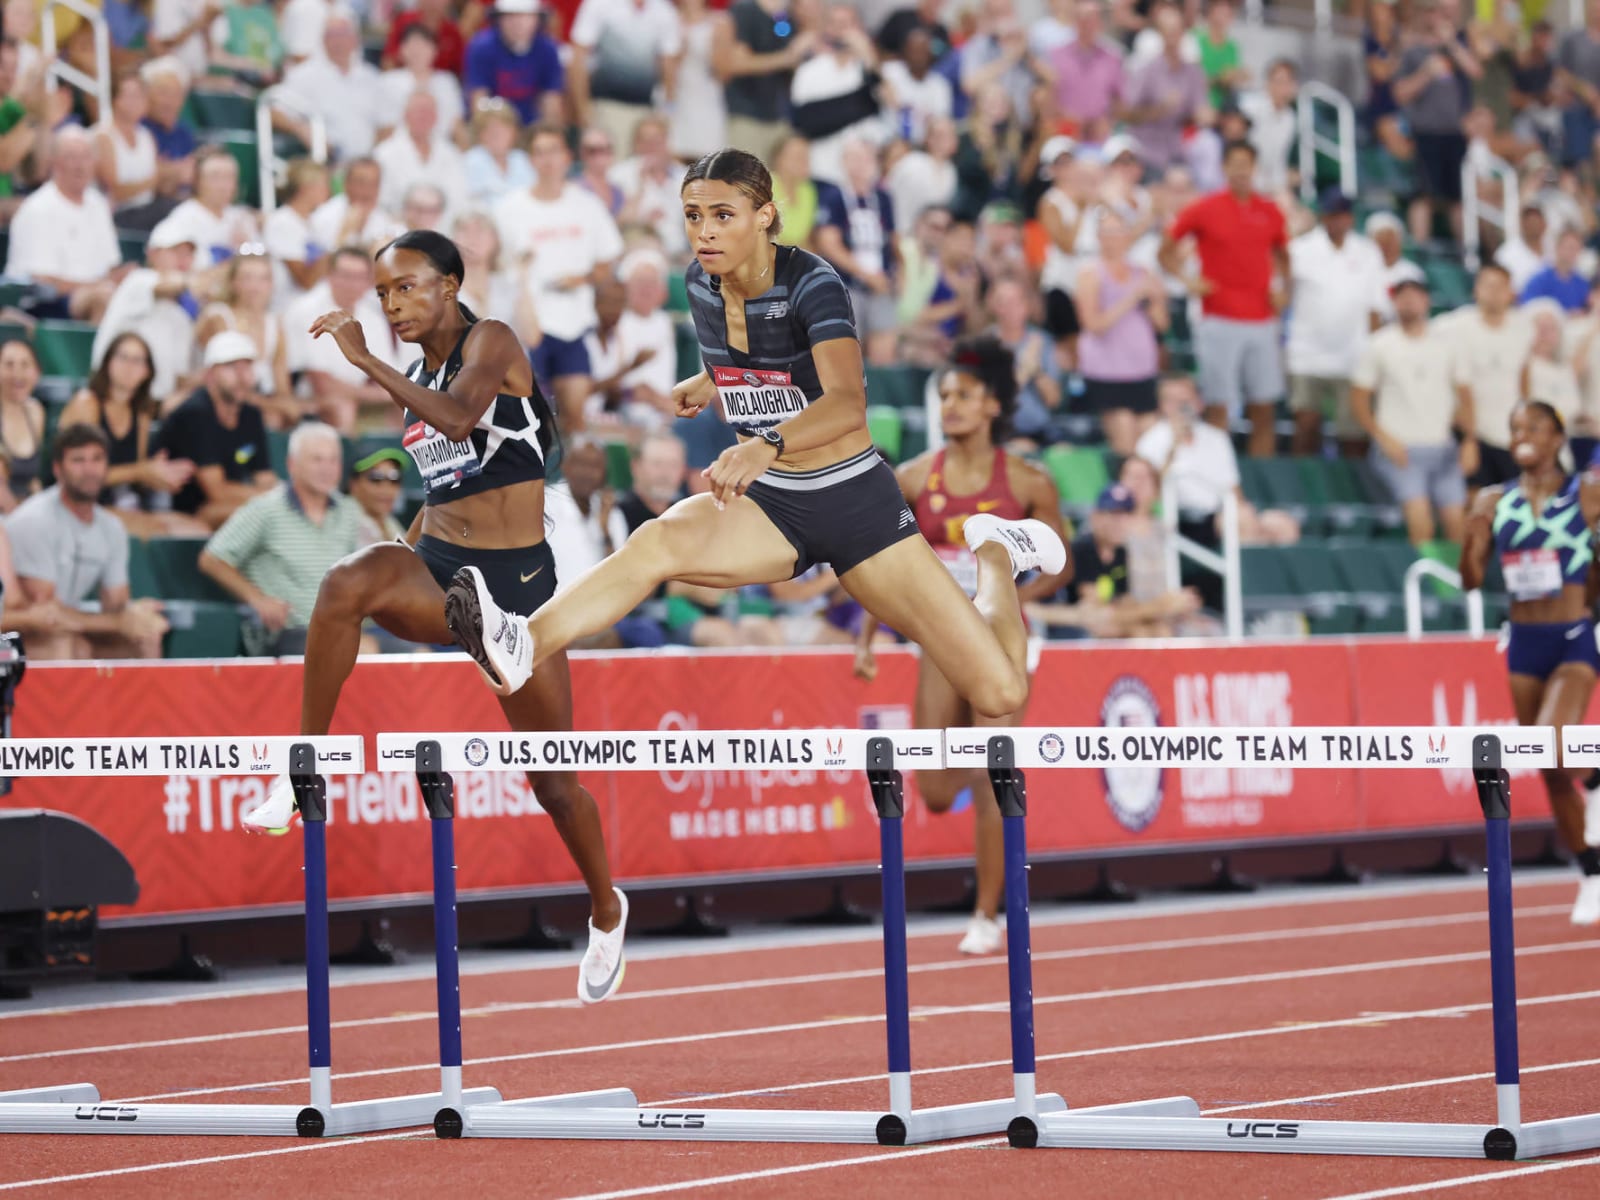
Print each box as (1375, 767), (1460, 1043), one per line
(866, 406), (902, 461)
(603, 440), (631, 490)
(162, 600), (244, 659)
(1276, 541), (1360, 633)
(864, 365), (929, 409)
(0, 280), (27, 308)
(1239, 545), (1301, 615)
(1250, 457), (1311, 525)
(1043, 444), (1109, 510)
(666, 272), (690, 314)
(34, 321), (97, 377)
(0, 320), (27, 346)
(210, 131), (262, 209)
(127, 538), (160, 600)
(674, 320), (700, 379)
(899, 408), (929, 462)
(267, 429), (291, 479)
(146, 537), (233, 603)
(189, 90), (257, 132)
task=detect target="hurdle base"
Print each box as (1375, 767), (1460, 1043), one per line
(0, 1086), (502, 1137)
(0, 1084), (100, 1105)
(1015, 1110), (1600, 1159)
(435, 1087), (639, 1138)
(452, 1091), (1067, 1145)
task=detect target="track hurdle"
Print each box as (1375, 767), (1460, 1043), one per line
(0, 735), (501, 1136)
(945, 723), (1600, 1160)
(381, 728), (1185, 1144)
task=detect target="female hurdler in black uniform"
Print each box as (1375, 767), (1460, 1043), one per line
(242, 231), (628, 1004)
(445, 150), (1065, 732)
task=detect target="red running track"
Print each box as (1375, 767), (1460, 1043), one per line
(2, 877), (1599, 1200)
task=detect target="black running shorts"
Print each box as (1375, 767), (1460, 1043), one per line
(745, 448), (920, 578)
(415, 535), (558, 613)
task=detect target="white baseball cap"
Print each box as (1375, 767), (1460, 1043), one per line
(203, 331), (259, 368)
(1101, 133), (1142, 165)
(146, 216), (197, 252)
(1038, 135), (1077, 177)
(495, 0), (541, 12)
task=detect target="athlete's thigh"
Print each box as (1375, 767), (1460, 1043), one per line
(1509, 673), (1547, 726)
(839, 534), (998, 661)
(1538, 662), (1597, 729)
(349, 543), (454, 646)
(913, 649), (971, 732)
(654, 493), (800, 588)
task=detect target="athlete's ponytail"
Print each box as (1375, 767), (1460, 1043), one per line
(377, 231), (559, 463)
(945, 335), (1019, 444)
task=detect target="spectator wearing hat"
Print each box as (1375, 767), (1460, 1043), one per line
(1041, 0), (1125, 144)
(89, 216), (204, 408)
(4, 126), (127, 323)
(347, 447), (410, 545)
(156, 331), (277, 528)
(1351, 276), (1468, 547)
(1521, 226), (1592, 312)
(1363, 211), (1426, 323)
(1160, 138), (1288, 458)
(568, 0), (684, 157)
(465, 0), (566, 127)
(5, 423), (169, 662)
(1285, 190), (1389, 457)
(276, 8), (387, 162)
(200, 421), (363, 656)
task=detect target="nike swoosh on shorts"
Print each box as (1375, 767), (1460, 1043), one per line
(520, 566), (544, 583)
(1568, 625), (1584, 639)
(582, 956), (624, 1003)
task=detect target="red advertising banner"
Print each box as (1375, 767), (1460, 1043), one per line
(0, 638), (1563, 919)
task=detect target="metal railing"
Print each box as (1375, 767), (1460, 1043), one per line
(1162, 479), (1244, 640)
(1296, 81), (1357, 205)
(255, 88), (328, 214)
(41, 0), (110, 122)
(1462, 151), (1518, 271)
(1403, 559), (1485, 639)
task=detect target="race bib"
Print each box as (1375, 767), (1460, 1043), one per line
(1502, 548), (1564, 600)
(936, 546), (979, 597)
(403, 420), (482, 495)
(711, 365), (808, 429)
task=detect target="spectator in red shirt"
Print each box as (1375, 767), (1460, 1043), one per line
(1158, 138), (1288, 458)
(382, 0), (468, 75)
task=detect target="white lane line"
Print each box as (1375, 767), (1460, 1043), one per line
(6, 904), (1571, 1066)
(0, 1131), (427, 1193)
(1204, 1056), (1600, 1115)
(3, 874), (1568, 1021)
(1318, 1153), (1600, 1200)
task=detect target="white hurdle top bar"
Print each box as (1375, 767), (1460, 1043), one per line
(943, 727), (1557, 770)
(0, 736), (363, 777)
(375, 730), (943, 772)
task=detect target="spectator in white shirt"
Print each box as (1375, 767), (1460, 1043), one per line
(569, 0), (683, 156)
(1520, 298), (1585, 432)
(542, 436), (629, 617)
(163, 145), (262, 267)
(880, 25), (953, 144)
(792, 4), (886, 187)
(609, 114), (687, 256)
(494, 123), (624, 432)
(464, 98), (536, 209)
(1497, 204), (1548, 294)
(1286, 190), (1389, 456)
(92, 68), (163, 228)
(3, 126), (126, 322)
(585, 249), (676, 432)
(885, 113), (959, 231)
(275, 7), (385, 161)
(1443, 263), (1534, 489)
(284, 247), (401, 433)
(193, 251), (297, 426)
(450, 208), (526, 327)
(262, 158), (332, 309)
(310, 157), (405, 253)
(1240, 59), (1299, 198)
(373, 90), (470, 225)
(90, 217), (202, 408)
(379, 23), (466, 142)
(279, 0), (335, 66)
(1350, 277), (1468, 546)
(150, 0), (216, 84)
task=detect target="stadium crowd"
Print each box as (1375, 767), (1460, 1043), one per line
(0, 0), (1583, 659)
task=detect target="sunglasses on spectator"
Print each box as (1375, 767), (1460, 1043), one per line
(361, 471), (402, 484)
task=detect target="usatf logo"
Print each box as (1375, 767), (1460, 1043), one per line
(250, 742), (272, 772)
(464, 738), (490, 767)
(1100, 676), (1164, 833)
(1038, 733), (1065, 764)
(823, 736), (848, 769)
(1425, 732), (1450, 766)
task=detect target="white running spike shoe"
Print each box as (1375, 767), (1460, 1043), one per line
(445, 566), (534, 696)
(957, 913), (1004, 956)
(963, 514), (1068, 578)
(578, 889), (629, 1004)
(1584, 778), (1600, 848)
(241, 777), (298, 835)
(1572, 877), (1600, 927)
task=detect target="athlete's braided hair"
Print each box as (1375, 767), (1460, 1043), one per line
(681, 148), (781, 239)
(376, 229), (558, 462)
(944, 335), (1019, 444)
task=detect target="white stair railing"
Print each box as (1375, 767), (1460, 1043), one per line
(1162, 479), (1243, 640)
(41, 0), (110, 122)
(1296, 81), (1357, 204)
(255, 88), (328, 215)
(1462, 151), (1517, 271)
(1404, 558), (1485, 639)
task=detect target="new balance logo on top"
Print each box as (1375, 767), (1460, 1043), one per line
(765, 301), (789, 319)
(898, 508), (916, 529)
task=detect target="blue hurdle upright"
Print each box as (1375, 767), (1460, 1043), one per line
(388, 728), (1190, 1144)
(0, 737), (499, 1137)
(972, 728), (1600, 1160)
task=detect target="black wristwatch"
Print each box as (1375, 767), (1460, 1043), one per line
(756, 427), (785, 457)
